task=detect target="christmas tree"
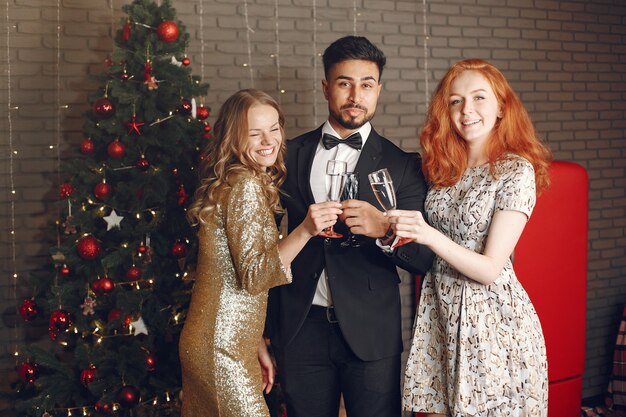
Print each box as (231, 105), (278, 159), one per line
(14, 1), (209, 415)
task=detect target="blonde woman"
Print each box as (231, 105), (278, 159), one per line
(180, 89), (341, 417)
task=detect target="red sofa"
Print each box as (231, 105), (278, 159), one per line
(414, 161), (588, 416)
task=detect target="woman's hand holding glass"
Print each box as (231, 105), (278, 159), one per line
(302, 201), (344, 237)
(367, 168), (411, 248)
(385, 209), (432, 247)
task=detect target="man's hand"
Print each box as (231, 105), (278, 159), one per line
(340, 199), (389, 238)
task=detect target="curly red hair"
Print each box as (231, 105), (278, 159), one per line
(420, 59), (552, 193)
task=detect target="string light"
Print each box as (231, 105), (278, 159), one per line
(273, 0), (282, 102)
(242, 0), (254, 86)
(353, 0), (358, 35)
(422, 0), (430, 106)
(312, 0), (318, 126)
(198, 0), (205, 82)
(6, 0), (20, 363)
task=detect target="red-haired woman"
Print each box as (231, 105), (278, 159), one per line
(387, 59), (552, 416)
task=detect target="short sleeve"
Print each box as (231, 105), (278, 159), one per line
(495, 158), (537, 219)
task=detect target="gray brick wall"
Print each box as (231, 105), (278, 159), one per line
(1, 0), (625, 412)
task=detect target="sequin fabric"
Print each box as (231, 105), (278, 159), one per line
(179, 172), (292, 417)
(403, 157), (548, 416)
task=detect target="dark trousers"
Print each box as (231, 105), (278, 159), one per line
(273, 306), (401, 417)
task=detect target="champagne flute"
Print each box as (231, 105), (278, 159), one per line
(367, 168), (411, 248)
(340, 172), (360, 247)
(319, 160), (347, 238)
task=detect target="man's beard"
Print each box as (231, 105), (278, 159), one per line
(330, 104), (375, 130)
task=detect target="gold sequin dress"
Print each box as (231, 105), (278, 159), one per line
(179, 172), (292, 417)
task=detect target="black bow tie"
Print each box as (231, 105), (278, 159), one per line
(322, 132), (362, 150)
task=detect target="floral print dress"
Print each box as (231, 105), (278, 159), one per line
(403, 157), (548, 416)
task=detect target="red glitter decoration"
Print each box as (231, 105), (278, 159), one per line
(156, 21), (179, 43)
(76, 235), (101, 260)
(19, 299), (39, 321)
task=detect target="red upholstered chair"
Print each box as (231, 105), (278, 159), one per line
(414, 161), (588, 416)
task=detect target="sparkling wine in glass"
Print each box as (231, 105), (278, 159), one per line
(340, 172), (360, 247)
(367, 168), (410, 248)
(319, 160), (347, 238)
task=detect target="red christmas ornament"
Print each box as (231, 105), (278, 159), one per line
(95, 401), (112, 413)
(18, 362), (38, 384)
(156, 20), (179, 43)
(49, 309), (72, 339)
(120, 70), (129, 81)
(136, 156), (150, 171)
(126, 266), (142, 281)
(80, 138), (95, 154)
(76, 235), (101, 260)
(137, 244), (148, 254)
(19, 299), (39, 321)
(146, 353), (156, 371)
(93, 97), (115, 119)
(107, 308), (121, 322)
(80, 365), (97, 386)
(91, 276), (115, 295)
(117, 385), (141, 408)
(107, 139), (125, 159)
(171, 242), (187, 258)
(203, 123), (212, 133)
(94, 180), (112, 200)
(196, 106), (209, 120)
(121, 19), (131, 43)
(177, 184), (188, 205)
(179, 98), (192, 115)
(126, 114), (145, 135)
(60, 264), (71, 276)
(182, 56), (190, 66)
(123, 314), (133, 329)
(59, 183), (75, 199)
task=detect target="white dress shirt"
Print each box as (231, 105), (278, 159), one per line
(310, 121), (372, 307)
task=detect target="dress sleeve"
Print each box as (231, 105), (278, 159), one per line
(225, 174), (292, 295)
(495, 158), (537, 219)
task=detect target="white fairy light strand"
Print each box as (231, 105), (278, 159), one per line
(109, 0), (115, 49)
(422, 0), (430, 106)
(6, 0), (19, 360)
(56, 0), (62, 183)
(242, 0), (254, 87)
(273, 0), (282, 103)
(312, 0), (318, 126)
(353, 0), (358, 35)
(198, 0), (205, 81)
(54, 0), (63, 297)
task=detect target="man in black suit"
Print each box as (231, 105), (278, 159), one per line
(264, 35), (434, 417)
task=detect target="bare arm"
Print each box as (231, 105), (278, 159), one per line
(387, 209), (528, 285)
(277, 201), (343, 266)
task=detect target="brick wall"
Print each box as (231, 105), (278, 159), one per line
(1, 0), (624, 411)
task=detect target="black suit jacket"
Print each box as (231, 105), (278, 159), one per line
(266, 126), (434, 361)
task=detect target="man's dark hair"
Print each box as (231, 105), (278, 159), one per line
(322, 36), (387, 81)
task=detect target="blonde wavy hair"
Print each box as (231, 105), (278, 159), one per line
(187, 89), (287, 226)
(421, 59), (552, 194)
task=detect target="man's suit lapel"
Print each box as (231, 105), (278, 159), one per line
(294, 127), (322, 206)
(354, 128), (383, 201)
